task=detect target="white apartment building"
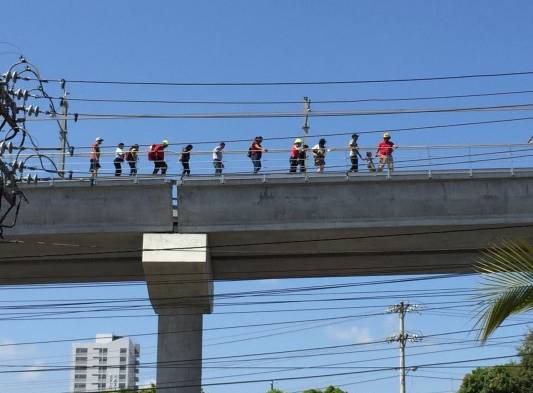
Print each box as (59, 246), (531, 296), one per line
(71, 333), (140, 392)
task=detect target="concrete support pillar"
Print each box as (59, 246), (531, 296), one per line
(142, 234), (212, 393)
(157, 311), (203, 393)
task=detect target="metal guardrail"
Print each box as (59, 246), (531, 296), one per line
(7, 143), (533, 183)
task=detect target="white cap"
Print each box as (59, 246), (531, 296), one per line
(95, 137), (103, 142)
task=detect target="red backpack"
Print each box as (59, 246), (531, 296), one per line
(148, 144), (158, 161)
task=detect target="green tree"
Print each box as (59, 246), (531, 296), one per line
(474, 241), (533, 342)
(323, 387), (348, 393)
(518, 329), (533, 369)
(458, 366), (522, 393)
(302, 387), (347, 393)
(457, 331), (533, 393)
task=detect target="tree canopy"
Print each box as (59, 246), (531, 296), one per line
(458, 330), (533, 393)
(267, 386), (347, 393)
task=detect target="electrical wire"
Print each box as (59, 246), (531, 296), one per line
(36, 88), (533, 106)
(26, 69), (533, 86)
(31, 102), (533, 121)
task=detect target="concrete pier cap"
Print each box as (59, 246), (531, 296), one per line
(142, 234), (212, 393)
(142, 234), (213, 315)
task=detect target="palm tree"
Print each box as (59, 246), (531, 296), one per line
(475, 240), (533, 342)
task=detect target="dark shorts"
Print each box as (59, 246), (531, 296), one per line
(90, 159), (101, 172)
(314, 157), (325, 166)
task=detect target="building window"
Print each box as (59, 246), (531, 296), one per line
(119, 366), (126, 371)
(120, 348), (127, 353)
(74, 374), (86, 380)
(119, 383), (126, 389)
(75, 357), (87, 362)
(120, 356), (127, 362)
(76, 348), (88, 353)
(74, 383), (86, 388)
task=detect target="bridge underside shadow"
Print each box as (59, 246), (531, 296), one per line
(2, 224), (532, 284)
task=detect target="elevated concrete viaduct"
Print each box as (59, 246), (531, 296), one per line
(1, 170), (532, 392)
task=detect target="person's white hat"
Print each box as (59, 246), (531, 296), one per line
(95, 137), (104, 142)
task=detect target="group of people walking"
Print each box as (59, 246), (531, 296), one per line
(89, 133), (397, 178)
(90, 137), (140, 178)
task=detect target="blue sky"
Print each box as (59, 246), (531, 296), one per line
(1, 1), (533, 392)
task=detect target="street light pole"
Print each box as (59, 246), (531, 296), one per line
(58, 79), (68, 176)
(302, 96), (311, 146)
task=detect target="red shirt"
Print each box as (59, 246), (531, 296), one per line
(153, 144), (165, 161)
(290, 145), (300, 158)
(377, 140), (395, 156)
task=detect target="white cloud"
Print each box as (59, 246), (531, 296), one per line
(325, 325), (373, 343)
(0, 340), (37, 362)
(16, 362), (45, 381)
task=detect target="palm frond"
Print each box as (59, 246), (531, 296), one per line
(474, 240), (533, 342)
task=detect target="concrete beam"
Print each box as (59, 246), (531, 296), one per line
(177, 171), (533, 232)
(8, 179), (174, 236)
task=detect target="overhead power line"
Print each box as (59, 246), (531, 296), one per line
(21, 114), (533, 151)
(26, 69), (533, 86)
(0, 317), (529, 350)
(29, 102), (533, 121)
(36, 88), (533, 106)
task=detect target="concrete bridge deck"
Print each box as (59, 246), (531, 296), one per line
(1, 168), (532, 284)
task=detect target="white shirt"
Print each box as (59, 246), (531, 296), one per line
(312, 144), (326, 157)
(213, 146), (224, 160)
(349, 138), (359, 157)
(115, 147), (125, 160)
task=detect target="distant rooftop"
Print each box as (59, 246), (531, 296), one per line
(95, 333), (123, 343)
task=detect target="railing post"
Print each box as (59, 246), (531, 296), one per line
(468, 146), (473, 177)
(426, 146), (432, 178)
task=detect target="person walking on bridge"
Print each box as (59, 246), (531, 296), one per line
(289, 138), (304, 173)
(299, 144), (309, 173)
(348, 133), (363, 172)
(312, 138), (329, 173)
(248, 136), (267, 174)
(89, 137), (103, 179)
(149, 140), (169, 175)
(179, 144), (193, 177)
(376, 132), (397, 172)
(212, 142), (225, 175)
(125, 144), (139, 176)
(114, 142), (125, 176)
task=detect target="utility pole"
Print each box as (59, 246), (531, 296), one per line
(302, 96), (311, 146)
(270, 380), (275, 391)
(386, 302), (422, 393)
(58, 79), (68, 176)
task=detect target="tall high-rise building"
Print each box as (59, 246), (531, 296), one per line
(71, 333), (140, 392)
